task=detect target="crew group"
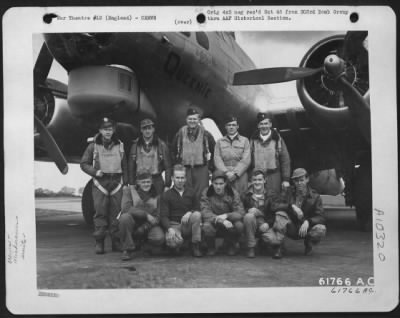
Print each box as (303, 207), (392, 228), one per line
(80, 108), (327, 261)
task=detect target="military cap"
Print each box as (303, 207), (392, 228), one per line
(99, 117), (115, 129)
(211, 170), (227, 181)
(140, 118), (155, 129)
(224, 114), (238, 125)
(136, 171), (152, 181)
(187, 108), (200, 116)
(257, 112), (273, 124)
(291, 168), (308, 179)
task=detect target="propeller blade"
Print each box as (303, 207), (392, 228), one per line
(34, 115), (68, 174)
(338, 76), (370, 143)
(34, 43), (54, 85)
(232, 67), (323, 86)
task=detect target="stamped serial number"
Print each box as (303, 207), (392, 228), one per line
(318, 277), (374, 286)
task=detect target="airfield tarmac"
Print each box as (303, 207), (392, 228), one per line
(36, 196), (373, 289)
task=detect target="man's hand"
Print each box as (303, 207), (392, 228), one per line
(181, 211), (192, 224)
(259, 223), (269, 233)
(166, 228), (176, 241)
(147, 214), (157, 225)
(247, 207), (260, 216)
(226, 171), (236, 182)
(164, 186), (170, 192)
(292, 204), (304, 220)
(222, 220), (233, 229)
(96, 170), (104, 177)
(281, 181), (290, 190)
(216, 214), (228, 223)
(299, 220), (309, 238)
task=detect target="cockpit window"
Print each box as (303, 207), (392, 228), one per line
(196, 32), (209, 50)
(181, 32), (191, 37)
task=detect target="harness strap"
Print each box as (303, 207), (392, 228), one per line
(93, 177), (122, 196)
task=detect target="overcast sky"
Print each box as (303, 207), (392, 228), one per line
(34, 31), (340, 191)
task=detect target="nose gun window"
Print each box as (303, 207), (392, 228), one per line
(196, 32), (210, 50)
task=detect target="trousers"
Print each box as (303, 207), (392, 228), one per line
(118, 212), (165, 251)
(185, 165), (209, 202)
(165, 211), (202, 248)
(262, 211), (326, 247)
(92, 182), (122, 240)
(202, 220), (244, 245)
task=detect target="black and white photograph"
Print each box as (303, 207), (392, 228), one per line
(4, 6), (398, 314)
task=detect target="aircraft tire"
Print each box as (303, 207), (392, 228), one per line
(354, 162), (372, 232)
(82, 180), (95, 227)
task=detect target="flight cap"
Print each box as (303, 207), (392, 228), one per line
(224, 114), (238, 125)
(140, 118), (155, 129)
(291, 168), (308, 179)
(99, 117), (115, 129)
(212, 170), (227, 181)
(257, 112), (273, 124)
(187, 108), (200, 117)
(136, 171), (152, 181)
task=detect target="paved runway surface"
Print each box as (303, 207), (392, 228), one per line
(36, 197), (373, 289)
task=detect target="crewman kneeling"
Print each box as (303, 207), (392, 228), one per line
(80, 117), (128, 255)
(265, 168), (327, 259)
(118, 172), (165, 261)
(201, 170), (245, 256)
(160, 164), (203, 257)
(242, 170), (278, 258)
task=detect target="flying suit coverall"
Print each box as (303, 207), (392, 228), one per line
(250, 128), (291, 194)
(129, 135), (172, 195)
(214, 134), (251, 196)
(172, 125), (215, 201)
(80, 134), (128, 243)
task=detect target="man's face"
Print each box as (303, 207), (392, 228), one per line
(99, 127), (115, 140)
(212, 178), (226, 196)
(186, 114), (200, 129)
(293, 175), (309, 192)
(141, 125), (155, 139)
(137, 178), (152, 192)
(251, 174), (265, 192)
(258, 118), (272, 135)
(173, 170), (186, 190)
(225, 121), (239, 136)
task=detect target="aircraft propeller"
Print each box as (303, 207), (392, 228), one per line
(232, 31), (370, 143)
(34, 43), (69, 174)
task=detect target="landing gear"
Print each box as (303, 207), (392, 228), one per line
(353, 161), (372, 232)
(82, 179), (95, 227)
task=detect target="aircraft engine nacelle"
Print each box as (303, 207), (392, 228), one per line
(296, 35), (369, 133)
(68, 65), (139, 118)
(308, 168), (345, 196)
(34, 87), (55, 128)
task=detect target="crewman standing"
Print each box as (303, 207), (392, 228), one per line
(172, 108), (215, 201)
(214, 115), (251, 195)
(250, 112), (291, 194)
(80, 117), (128, 254)
(129, 117), (172, 195)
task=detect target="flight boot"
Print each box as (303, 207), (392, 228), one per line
(205, 238), (217, 256)
(111, 237), (122, 252)
(191, 243), (203, 257)
(246, 247), (256, 258)
(121, 250), (132, 261)
(272, 245), (282, 259)
(304, 238), (313, 256)
(95, 239), (105, 254)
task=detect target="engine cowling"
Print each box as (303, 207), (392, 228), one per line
(296, 35), (369, 133)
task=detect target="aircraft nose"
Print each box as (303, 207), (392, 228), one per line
(44, 33), (115, 70)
